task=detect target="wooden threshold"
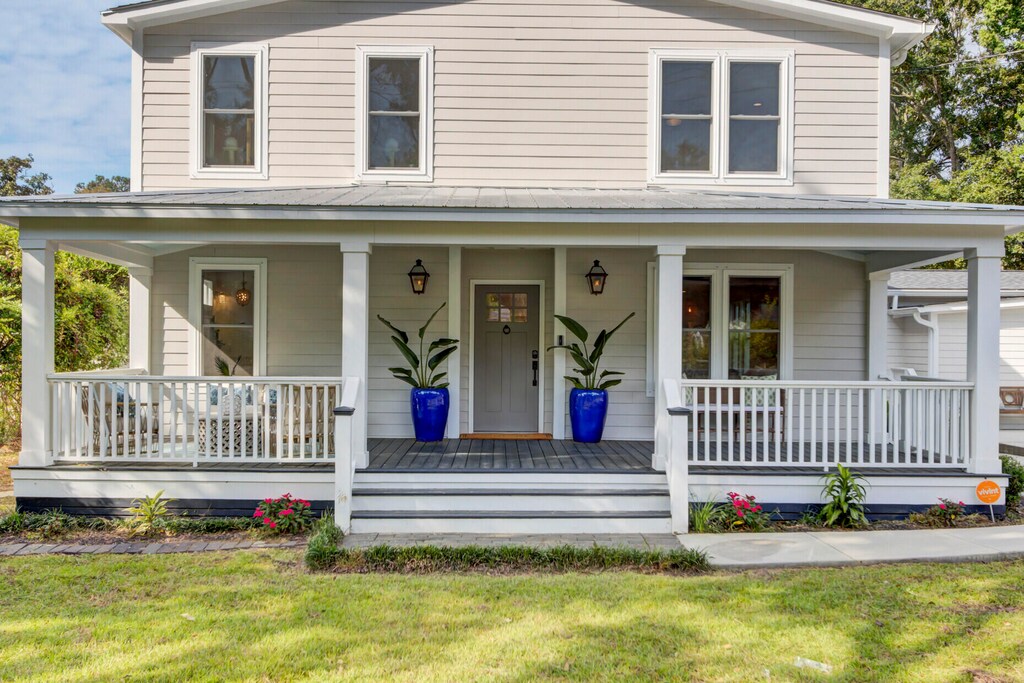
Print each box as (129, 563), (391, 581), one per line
(459, 433), (553, 440)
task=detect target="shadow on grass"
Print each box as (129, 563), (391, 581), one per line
(0, 553), (1023, 682)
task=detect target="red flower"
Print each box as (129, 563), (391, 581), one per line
(737, 510), (745, 518)
(279, 509), (294, 517)
(253, 509), (262, 518)
(939, 503), (947, 510)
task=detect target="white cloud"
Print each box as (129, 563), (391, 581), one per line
(0, 1), (130, 193)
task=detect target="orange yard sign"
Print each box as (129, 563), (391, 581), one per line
(976, 481), (1002, 504)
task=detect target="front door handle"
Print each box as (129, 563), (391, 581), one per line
(532, 359), (539, 387)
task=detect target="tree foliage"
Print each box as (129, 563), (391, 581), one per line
(75, 175), (131, 194)
(0, 157), (129, 444)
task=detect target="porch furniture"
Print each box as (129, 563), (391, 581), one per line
(687, 384), (785, 439)
(196, 406), (261, 457)
(78, 383), (160, 457)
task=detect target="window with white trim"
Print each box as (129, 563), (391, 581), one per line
(191, 43), (268, 179)
(650, 50), (793, 184)
(356, 46), (434, 181)
(646, 263), (793, 385)
(189, 258), (267, 376)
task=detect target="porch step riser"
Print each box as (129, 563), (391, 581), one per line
(354, 472), (668, 488)
(351, 517), (674, 534)
(353, 494), (671, 513)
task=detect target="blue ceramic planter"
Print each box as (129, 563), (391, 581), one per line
(411, 388), (449, 442)
(569, 388), (608, 443)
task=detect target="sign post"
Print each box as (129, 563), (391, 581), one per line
(976, 480), (1002, 523)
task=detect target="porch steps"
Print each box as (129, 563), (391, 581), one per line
(349, 471), (671, 534)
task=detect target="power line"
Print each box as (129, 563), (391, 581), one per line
(898, 47), (1024, 74)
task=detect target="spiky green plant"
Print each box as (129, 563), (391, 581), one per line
(378, 303), (459, 389)
(689, 495), (727, 533)
(819, 464), (869, 528)
(548, 312), (634, 390)
(125, 490), (175, 536)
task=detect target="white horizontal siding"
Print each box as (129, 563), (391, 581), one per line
(142, 0), (880, 193)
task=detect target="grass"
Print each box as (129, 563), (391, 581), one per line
(1, 552), (1023, 681)
(0, 443), (16, 493)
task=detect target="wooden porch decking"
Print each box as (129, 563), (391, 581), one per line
(366, 438), (656, 472)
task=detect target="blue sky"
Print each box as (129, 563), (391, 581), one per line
(0, 1), (131, 194)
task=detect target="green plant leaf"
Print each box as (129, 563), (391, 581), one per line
(554, 314), (588, 344)
(418, 302), (446, 340)
(388, 367), (413, 376)
(428, 345), (458, 371)
(597, 379), (623, 389)
(428, 338), (459, 352)
(392, 336), (420, 370)
(377, 315), (409, 344)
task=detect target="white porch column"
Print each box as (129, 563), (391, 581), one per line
(867, 271), (889, 381)
(20, 240), (55, 467)
(966, 248), (1002, 474)
(447, 246), (462, 439)
(128, 266), (152, 372)
(552, 247), (567, 439)
(653, 245), (685, 471)
(341, 243), (371, 468)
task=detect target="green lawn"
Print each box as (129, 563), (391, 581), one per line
(1, 552), (1023, 681)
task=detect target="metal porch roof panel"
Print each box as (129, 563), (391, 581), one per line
(890, 270), (1024, 292)
(4, 185), (1024, 215)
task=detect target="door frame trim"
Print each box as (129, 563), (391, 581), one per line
(467, 279), (546, 434)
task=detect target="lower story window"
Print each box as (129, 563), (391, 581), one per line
(727, 276), (780, 378)
(189, 259), (267, 376)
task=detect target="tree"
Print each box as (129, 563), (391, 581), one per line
(75, 175), (131, 194)
(0, 155), (53, 197)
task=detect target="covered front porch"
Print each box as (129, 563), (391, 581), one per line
(5, 185), (1018, 531)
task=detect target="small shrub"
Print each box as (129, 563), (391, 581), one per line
(324, 544), (709, 574)
(28, 509), (77, 539)
(125, 491), (175, 536)
(723, 492), (771, 531)
(0, 507), (26, 534)
(253, 493), (314, 533)
(914, 498), (968, 527)
(158, 516), (260, 535)
(1001, 455), (1024, 509)
(689, 495), (726, 533)
(304, 513), (343, 570)
(819, 464), (869, 528)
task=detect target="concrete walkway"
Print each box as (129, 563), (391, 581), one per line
(343, 525), (1024, 568)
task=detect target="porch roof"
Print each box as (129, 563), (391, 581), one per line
(3, 185), (1024, 229)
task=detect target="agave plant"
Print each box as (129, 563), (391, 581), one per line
(548, 312), (634, 390)
(378, 303), (459, 389)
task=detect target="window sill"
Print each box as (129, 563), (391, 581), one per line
(357, 169), (434, 184)
(191, 167), (269, 181)
(650, 174), (794, 187)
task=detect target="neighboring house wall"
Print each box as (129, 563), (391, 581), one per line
(887, 307), (1024, 383)
(141, 0), (880, 194)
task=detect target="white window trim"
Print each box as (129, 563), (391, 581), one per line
(355, 45), (434, 183)
(188, 257), (268, 376)
(648, 49), (795, 186)
(190, 42), (269, 180)
(646, 262), (794, 384)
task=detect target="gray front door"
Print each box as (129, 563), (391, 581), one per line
(473, 285), (540, 432)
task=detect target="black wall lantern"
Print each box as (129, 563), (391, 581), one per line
(408, 259), (430, 295)
(585, 260), (608, 295)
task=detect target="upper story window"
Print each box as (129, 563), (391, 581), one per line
(356, 45), (434, 182)
(190, 43), (268, 180)
(650, 50), (793, 185)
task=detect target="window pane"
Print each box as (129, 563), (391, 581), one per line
(729, 62), (779, 117)
(661, 119), (711, 172)
(202, 327), (255, 376)
(683, 331), (711, 379)
(683, 276), (712, 329)
(729, 119), (779, 173)
(729, 331), (779, 377)
(662, 61), (712, 116)
(368, 58), (420, 112)
(204, 56), (255, 111)
(729, 277), (780, 330)
(200, 269), (256, 376)
(368, 114), (420, 169)
(204, 113), (255, 167)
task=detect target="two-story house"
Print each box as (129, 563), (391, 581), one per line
(2, 0), (1022, 535)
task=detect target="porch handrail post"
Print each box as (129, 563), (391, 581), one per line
(333, 377), (360, 534)
(966, 248), (1002, 474)
(663, 379), (690, 535)
(654, 245), (685, 471)
(867, 272), (890, 446)
(341, 244), (371, 469)
(20, 240), (55, 467)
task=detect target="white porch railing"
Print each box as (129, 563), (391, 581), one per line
(49, 371), (344, 463)
(679, 379), (974, 469)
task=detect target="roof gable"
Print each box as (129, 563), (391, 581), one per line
(102, 0), (932, 58)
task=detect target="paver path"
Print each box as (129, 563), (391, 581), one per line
(0, 538), (303, 557)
